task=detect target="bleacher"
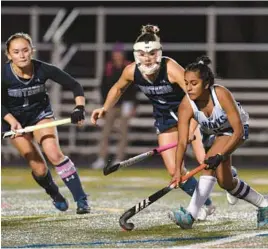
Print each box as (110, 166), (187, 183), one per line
(1, 6), (268, 162)
(58, 78), (268, 157)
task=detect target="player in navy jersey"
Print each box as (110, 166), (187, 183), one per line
(169, 56), (268, 229)
(91, 24), (216, 220)
(2, 32), (90, 214)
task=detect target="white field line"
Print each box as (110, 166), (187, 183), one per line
(2, 188), (125, 214)
(2, 187), (67, 195)
(173, 230), (268, 248)
(1, 187), (226, 197)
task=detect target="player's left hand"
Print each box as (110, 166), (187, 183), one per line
(170, 170), (181, 188)
(204, 153), (224, 170)
(71, 105), (85, 125)
(188, 134), (196, 144)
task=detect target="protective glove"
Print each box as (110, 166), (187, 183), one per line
(204, 153), (224, 170)
(71, 105), (85, 124)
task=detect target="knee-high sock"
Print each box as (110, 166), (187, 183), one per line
(186, 175), (217, 219)
(228, 178), (268, 208)
(55, 156), (86, 202)
(32, 169), (59, 197)
(180, 176), (212, 206)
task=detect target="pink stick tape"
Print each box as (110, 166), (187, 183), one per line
(156, 142), (177, 153)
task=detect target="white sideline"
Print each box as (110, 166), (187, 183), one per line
(172, 230), (268, 248)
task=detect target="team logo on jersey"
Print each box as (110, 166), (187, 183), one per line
(202, 115), (228, 130)
(8, 85), (46, 97)
(137, 84), (173, 95)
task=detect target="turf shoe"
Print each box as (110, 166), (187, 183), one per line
(76, 196), (91, 214)
(226, 166), (239, 205)
(51, 193), (68, 211)
(257, 206), (268, 228)
(197, 204), (216, 221)
(168, 206), (194, 229)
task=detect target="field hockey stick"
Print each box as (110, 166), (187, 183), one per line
(103, 142), (178, 176)
(2, 118), (71, 139)
(119, 163), (207, 231)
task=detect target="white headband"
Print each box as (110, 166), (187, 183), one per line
(133, 41), (162, 52)
(198, 60), (204, 65)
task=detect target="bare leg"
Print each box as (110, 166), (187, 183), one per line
(11, 134), (68, 211)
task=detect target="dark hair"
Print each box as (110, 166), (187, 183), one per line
(135, 24), (160, 43)
(5, 32), (34, 55)
(185, 55), (215, 87)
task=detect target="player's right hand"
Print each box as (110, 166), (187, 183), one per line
(204, 153), (224, 170)
(90, 107), (106, 125)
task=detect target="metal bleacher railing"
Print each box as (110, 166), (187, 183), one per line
(1, 6), (268, 161)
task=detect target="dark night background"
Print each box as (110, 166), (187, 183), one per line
(2, 1), (268, 79)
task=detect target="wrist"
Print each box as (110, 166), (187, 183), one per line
(74, 105), (84, 110)
(102, 106), (108, 112)
(4, 114), (17, 125)
(217, 153), (226, 161)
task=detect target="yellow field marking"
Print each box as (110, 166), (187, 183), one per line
(2, 212), (110, 222)
(94, 207), (124, 212)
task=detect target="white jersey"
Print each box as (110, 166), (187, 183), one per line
(187, 85), (249, 136)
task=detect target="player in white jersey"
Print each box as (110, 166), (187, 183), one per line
(168, 55), (268, 229)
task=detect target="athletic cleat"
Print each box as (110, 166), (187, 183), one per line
(168, 206), (194, 229)
(51, 193), (68, 211)
(197, 204), (216, 221)
(76, 196), (91, 214)
(226, 166), (239, 205)
(257, 206), (268, 228)
(226, 192), (239, 205)
(231, 166), (238, 178)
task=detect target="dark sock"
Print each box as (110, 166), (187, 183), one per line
(32, 169), (59, 197)
(55, 157), (86, 202)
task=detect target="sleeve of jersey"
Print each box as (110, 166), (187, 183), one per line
(1, 105), (9, 119)
(1, 82), (10, 119)
(42, 63), (84, 98)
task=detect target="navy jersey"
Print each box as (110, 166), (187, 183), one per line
(134, 57), (185, 133)
(2, 59), (84, 131)
(2, 60), (50, 113)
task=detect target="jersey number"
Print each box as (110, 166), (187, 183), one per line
(23, 98), (29, 107)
